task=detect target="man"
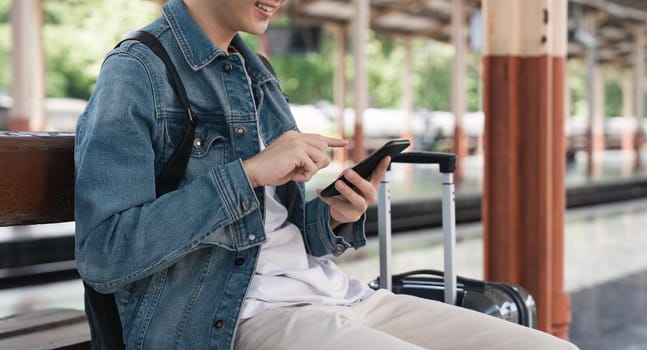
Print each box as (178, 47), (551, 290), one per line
(75, 0), (579, 349)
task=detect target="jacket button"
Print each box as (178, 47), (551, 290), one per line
(335, 244), (344, 252)
(241, 198), (249, 211)
(214, 320), (225, 329)
(248, 234), (256, 241)
(235, 126), (246, 136)
(193, 137), (202, 149)
(223, 63), (232, 72)
(235, 258), (245, 267)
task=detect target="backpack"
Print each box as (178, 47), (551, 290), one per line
(82, 30), (279, 349)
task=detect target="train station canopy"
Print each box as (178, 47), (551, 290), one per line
(282, 0), (647, 66)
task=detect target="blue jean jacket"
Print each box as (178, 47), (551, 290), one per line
(74, 0), (366, 348)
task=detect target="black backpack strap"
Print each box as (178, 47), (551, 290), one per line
(83, 31), (198, 350)
(256, 53), (288, 102)
(256, 53), (276, 77)
(125, 31), (198, 196)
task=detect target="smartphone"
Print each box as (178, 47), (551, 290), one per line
(320, 138), (411, 197)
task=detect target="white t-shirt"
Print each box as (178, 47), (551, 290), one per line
(239, 185), (373, 320)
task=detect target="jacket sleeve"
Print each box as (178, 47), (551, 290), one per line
(303, 197), (367, 257)
(74, 51), (263, 293)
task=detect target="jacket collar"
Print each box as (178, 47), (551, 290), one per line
(163, 0), (225, 71)
(162, 0), (274, 84)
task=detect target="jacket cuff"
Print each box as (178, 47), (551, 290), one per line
(208, 159), (265, 249)
(306, 199), (367, 257)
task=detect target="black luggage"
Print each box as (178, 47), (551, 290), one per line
(369, 151), (537, 328)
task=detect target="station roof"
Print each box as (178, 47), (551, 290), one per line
(282, 0), (647, 67)
(283, 0), (480, 41)
(570, 0), (647, 66)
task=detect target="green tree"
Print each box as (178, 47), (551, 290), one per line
(604, 67), (622, 117)
(413, 41), (452, 111)
(42, 0), (159, 99)
(0, 0), (11, 93)
(568, 59), (587, 117)
(366, 33), (406, 108)
(269, 37), (335, 104)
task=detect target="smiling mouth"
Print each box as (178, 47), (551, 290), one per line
(255, 1), (276, 15)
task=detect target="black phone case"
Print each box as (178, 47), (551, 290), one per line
(320, 139), (410, 197)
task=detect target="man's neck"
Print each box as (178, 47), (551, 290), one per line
(182, 0), (235, 51)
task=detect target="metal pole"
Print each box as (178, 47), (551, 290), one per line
(442, 172), (456, 305)
(378, 168), (392, 291)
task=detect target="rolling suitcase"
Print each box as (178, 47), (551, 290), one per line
(369, 151), (537, 328)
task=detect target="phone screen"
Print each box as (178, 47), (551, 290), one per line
(320, 139), (410, 197)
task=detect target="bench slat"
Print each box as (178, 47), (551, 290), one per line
(0, 132), (75, 226)
(0, 308), (90, 349)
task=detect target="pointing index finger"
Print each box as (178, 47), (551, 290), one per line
(323, 137), (349, 148)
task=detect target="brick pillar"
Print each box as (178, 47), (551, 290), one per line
(482, 0), (571, 338)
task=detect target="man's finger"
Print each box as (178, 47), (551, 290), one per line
(322, 136), (349, 148)
(295, 156), (319, 182)
(303, 143), (331, 169)
(370, 156), (391, 187)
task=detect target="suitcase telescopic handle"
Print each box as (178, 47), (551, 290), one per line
(379, 151), (458, 305)
(391, 151), (457, 173)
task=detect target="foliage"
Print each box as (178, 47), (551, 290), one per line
(412, 41), (453, 111)
(0, 0), (10, 93)
(568, 59), (587, 117)
(0, 0), (7, 22)
(603, 67), (622, 117)
(568, 60), (625, 118)
(365, 33), (406, 108)
(41, 0), (159, 99)
(268, 32), (335, 104)
(0, 0), (158, 99)
(268, 31), (482, 112)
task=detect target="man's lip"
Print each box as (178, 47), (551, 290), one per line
(256, 2), (273, 12)
(256, 1), (282, 11)
(255, 1), (282, 18)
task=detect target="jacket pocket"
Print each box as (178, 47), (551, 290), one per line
(163, 115), (231, 180)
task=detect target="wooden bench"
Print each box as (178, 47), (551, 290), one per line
(0, 131), (90, 349)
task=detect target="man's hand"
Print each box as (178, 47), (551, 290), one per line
(318, 156), (391, 228)
(242, 131), (348, 188)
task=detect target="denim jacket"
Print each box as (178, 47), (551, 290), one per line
(74, 0), (366, 348)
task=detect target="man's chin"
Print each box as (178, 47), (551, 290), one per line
(244, 22), (271, 36)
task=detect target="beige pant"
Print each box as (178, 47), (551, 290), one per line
(235, 289), (579, 350)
